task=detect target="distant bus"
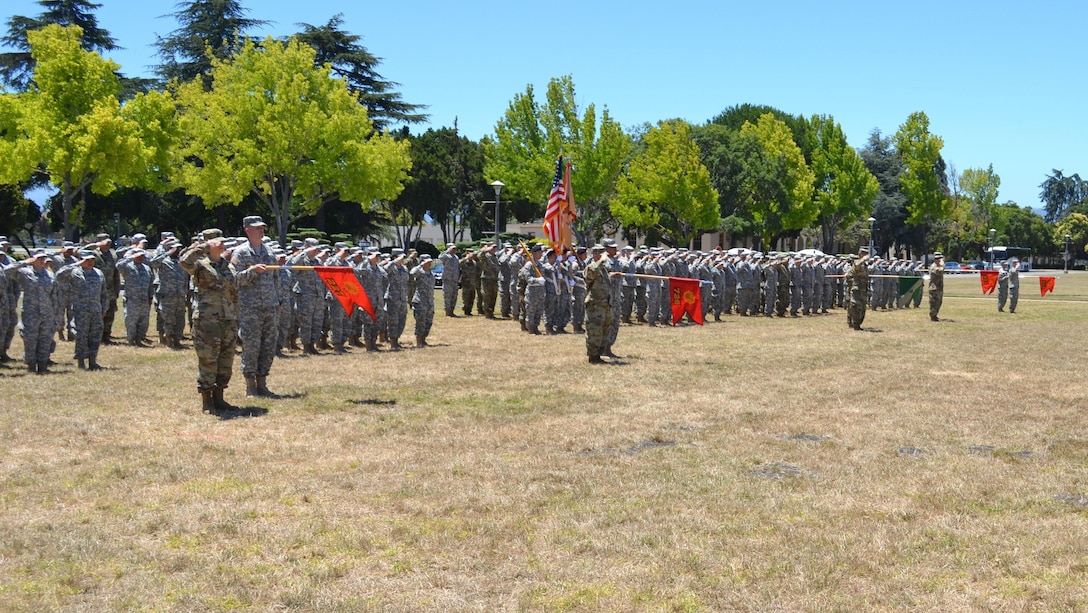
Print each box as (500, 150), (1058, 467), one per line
(986, 246), (1032, 271)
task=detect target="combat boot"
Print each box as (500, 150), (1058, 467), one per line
(416, 335), (427, 348)
(78, 358), (86, 370)
(317, 337), (331, 350)
(379, 331), (388, 344)
(0, 352), (12, 363)
(589, 355), (604, 364)
(303, 343), (319, 355)
(602, 346), (619, 359)
(170, 335), (184, 349)
(257, 377), (279, 399)
(213, 387), (238, 412)
(389, 338), (401, 350)
(347, 335), (361, 347)
(201, 390), (216, 414)
(572, 324), (584, 333)
(246, 377), (261, 397)
(333, 343), (347, 354)
(27, 362), (36, 373)
(159, 331), (166, 345)
(365, 338), (379, 352)
(36, 361), (48, 374)
(637, 314), (647, 323)
(528, 325), (541, 335)
(87, 356), (102, 371)
(286, 336), (299, 351)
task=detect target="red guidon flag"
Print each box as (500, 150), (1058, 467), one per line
(1040, 276), (1056, 296)
(980, 270), (998, 294)
(315, 266), (375, 319)
(669, 277), (703, 325)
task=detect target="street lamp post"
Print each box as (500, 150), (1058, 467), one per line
(1065, 234), (1072, 274)
(867, 217), (876, 256)
(490, 181), (504, 249)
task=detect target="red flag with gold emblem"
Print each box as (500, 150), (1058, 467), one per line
(1040, 276), (1056, 296)
(669, 277), (703, 325)
(980, 270), (998, 294)
(315, 266), (375, 318)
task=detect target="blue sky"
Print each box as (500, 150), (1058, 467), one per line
(5, 0), (1087, 212)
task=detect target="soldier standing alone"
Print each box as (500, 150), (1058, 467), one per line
(583, 244), (619, 364)
(845, 247), (870, 330)
(928, 252), (945, 322)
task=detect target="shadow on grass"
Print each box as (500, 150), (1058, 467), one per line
(349, 398), (397, 406)
(216, 406), (269, 420)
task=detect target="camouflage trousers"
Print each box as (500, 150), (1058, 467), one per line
(929, 290), (943, 319)
(295, 294), (323, 344)
(20, 312), (54, 365)
(606, 297), (621, 346)
(523, 286), (544, 328)
(326, 298), (347, 345)
(585, 303), (612, 358)
(123, 296), (151, 342)
(238, 307), (276, 378)
(193, 316), (237, 392)
(413, 302), (434, 338)
(361, 306), (384, 343)
(646, 284), (662, 324)
(385, 300), (407, 340)
(571, 286), (586, 327)
(442, 282), (458, 314)
(480, 277), (498, 316)
(157, 294), (187, 338)
(72, 309), (103, 360)
(461, 282), (477, 315)
(103, 297), (118, 341)
(847, 295), (866, 329)
(277, 302), (293, 348)
(499, 274), (513, 317)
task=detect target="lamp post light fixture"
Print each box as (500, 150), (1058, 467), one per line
(490, 180), (504, 249)
(867, 216), (876, 257)
(988, 228), (997, 268)
(1065, 233), (1072, 274)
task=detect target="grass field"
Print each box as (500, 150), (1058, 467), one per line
(2, 272), (1087, 611)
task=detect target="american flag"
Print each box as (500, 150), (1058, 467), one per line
(543, 156), (565, 248)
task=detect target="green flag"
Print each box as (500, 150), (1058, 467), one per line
(897, 276), (922, 307)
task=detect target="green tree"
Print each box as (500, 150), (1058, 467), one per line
(294, 14), (427, 131)
(859, 129), (919, 256)
(172, 36), (412, 245)
(956, 163), (1001, 253)
(154, 0), (268, 89)
(994, 201), (1053, 257)
(739, 113), (817, 249)
(1038, 169), (1087, 223)
(0, 25), (176, 241)
(1054, 212), (1088, 256)
(484, 75), (631, 242)
(807, 114), (879, 251)
(895, 111), (952, 226)
(612, 120), (718, 247)
(1, 0), (118, 91)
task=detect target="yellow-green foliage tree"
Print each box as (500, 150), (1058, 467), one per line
(172, 36), (412, 244)
(0, 24), (176, 240)
(807, 114), (879, 251)
(612, 119), (719, 247)
(740, 113), (817, 249)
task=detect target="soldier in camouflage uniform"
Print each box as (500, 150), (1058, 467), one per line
(583, 244), (617, 363)
(50, 242), (78, 340)
(410, 255), (436, 347)
(603, 239), (623, 356)
(569, 246), (588, 332)
(497, 243), (515, 319)
(117, 248), (154, 346)
(93, 234), (121, 345)
(644, 249), (664, 326)
(540, 248), (560, 333)
(0, 238), (11, 362)
(4, 249), (58, 373)
(150, 238), (189, 349)
(180, 229), (238, 414)
(320, 243), (352, 354)
(288, 239), (323, 355)
(272, 249), (293, 354)
(439, 243), (460, 317)
(460, 249), (478, 315)
(384, 250), (410, 349)
(56, 250), (107, 370)
(518, 244), (546, 334)
(928, 252), (945, 322)
(478, 243), (500, 318)
(845, 247), (870, 330)
(353, 249), (385, 351)
(231, 216), (281, 397)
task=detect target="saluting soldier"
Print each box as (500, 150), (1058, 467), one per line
(439, 243), (461, 317)
(93, 234), (121, 345)
(116, 247), (154, 346)
(4, 249), (59, 373)
(845, 247), (870, 330)
(56, 249), (107, 370)
(409, 254), (436, 347)
(928, 252), (945, 322)
(0, 237), (12, 362)
(179, 229), (238, 414)
(478, 243), (500, 318)
(150, 237), (189, 349)
(518, 244), (547, 334)
(583, 244), (617, 363)
(231, 216), (280, 397)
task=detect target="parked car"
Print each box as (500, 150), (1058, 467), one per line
(431, 262), (444, 288)
(944, 261), (964, 273)
(966, 260), (986, 270)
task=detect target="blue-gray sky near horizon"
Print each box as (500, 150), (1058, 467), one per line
(5, 0), (1086, 213)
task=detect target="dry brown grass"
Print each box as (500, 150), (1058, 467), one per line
(2, 272), (1088, 611)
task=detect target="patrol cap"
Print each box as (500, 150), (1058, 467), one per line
(130, 248), (147, 258)
(201, 228), (224, 241)
(303, 237), (320, 248)
(27, 248), (46, 258)
(0, 236), (9, 245)
(602, 238), (617, 248)
(391, 248), (404, 256)
(77, 249), (97, 261)
(290, 239), (303, 250)
(933, 251), (943, 258)
(621, 245), (634, 252)
(420, 254), (433, 263)
(858, 246), (870, 254)
(333, 241), (348, 250)
(503, 242), (513, 248)
(590, 244), (605, 253)
(160, 231), (175, 241)
(446, 243), (457, 251)
(529, 243), (543, 253)
(132, 233), (147, 242)
(96, 233), (111, 241)
(243, 215), (266, 228)
(575, 246), (587, 254)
